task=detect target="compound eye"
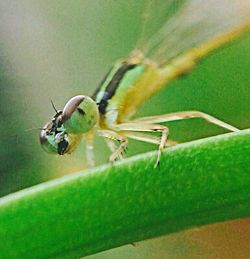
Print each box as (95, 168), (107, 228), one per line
(62, 96), (85, 120)
(54, 131), (69, 155)
(39, 120), (69, 155)
(39, 126), (58, 154)
(57, 138), (69, 155)
(62, 95), (99, 134)
(39, 128), (49, 144)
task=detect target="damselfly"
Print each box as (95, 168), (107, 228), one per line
(40, 0), (250, 167)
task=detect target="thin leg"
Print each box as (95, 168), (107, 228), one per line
(97, 130), (128, 163)
(132, 110), (239, 132)
(85, 136), (95, 168)
(110, 123), (169, 167)
(124, 132), (177, 147)
(105, 138), (124, 160)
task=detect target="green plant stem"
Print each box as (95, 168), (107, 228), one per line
(0, 129), (250, 258)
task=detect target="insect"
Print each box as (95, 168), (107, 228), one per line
(40, 0), (250, 167)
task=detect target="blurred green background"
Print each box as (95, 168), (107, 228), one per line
(0, 0), (249, 258)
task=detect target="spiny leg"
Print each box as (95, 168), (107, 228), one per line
(104, 138), (124, 160)
(97, 130), (128, 164)
(133, 110), (239, 132)
(110, 123), (169, 167)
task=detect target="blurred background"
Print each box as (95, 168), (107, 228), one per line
(0, 0), (249, 258)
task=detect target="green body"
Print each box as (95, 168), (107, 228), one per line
(93, 61), (145, 125)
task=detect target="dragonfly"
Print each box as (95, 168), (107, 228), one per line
(40, 0), (250, 168)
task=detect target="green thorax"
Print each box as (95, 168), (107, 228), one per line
(92, 61), (145, 122)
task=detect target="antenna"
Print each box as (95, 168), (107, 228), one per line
(24, 127), (44, 132)
(50, 99), (59, 114)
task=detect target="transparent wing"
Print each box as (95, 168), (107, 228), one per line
(136, 0), (250, 66)
(118, 0), (249, 121)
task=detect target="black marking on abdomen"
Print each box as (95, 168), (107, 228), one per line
(98, 62), (137, 115)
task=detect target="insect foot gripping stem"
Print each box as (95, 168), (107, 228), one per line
(154, 127), (168, 168)
(40, 95), (99, 156)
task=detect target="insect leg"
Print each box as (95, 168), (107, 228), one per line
(104, 138), (124, 160)
(97, 130), (128, 163)
(110, 123), (169, 167)
(124, 132), (177, 147)
(85, 135), (95, 168)
(133, 110), (239, 132)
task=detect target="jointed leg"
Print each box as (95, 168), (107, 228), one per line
(104, 138), (124, 160)
(124, 132), (177, 147)
(110, 123), (169, 167)
(97, 130), (128, 163)
(85, 136), (95, 168)
(133, 110), (239, 132)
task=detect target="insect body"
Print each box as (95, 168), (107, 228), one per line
(40, 0), (250, 167)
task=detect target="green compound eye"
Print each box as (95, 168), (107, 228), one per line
(39, 96), (98, 156)
(39, 127), (58, 154)
(39, 120), (69, 155)
(62, 95), (99, 134)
